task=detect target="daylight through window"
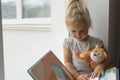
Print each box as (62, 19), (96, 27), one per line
(1, 0), (51, 24)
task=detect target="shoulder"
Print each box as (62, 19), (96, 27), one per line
(90, 35), (103, 42)
(63, 37), (76, 48)
(89, 35), (104, 46)
(64, 37), (75, 44)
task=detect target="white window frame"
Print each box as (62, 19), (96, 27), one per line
(2, 0), (51, 30)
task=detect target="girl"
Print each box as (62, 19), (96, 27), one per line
(63, 0), (111, 80)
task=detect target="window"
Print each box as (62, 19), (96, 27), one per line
(1, 0), (16, 19)
(1, 0), (51, 25)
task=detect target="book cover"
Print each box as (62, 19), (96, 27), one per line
(27, 50), (74, 80)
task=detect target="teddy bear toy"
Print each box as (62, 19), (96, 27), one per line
(89, 45), (107, 69)
(74, 45), (107, 69)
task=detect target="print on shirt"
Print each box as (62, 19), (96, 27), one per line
(73, 47), (93, 68)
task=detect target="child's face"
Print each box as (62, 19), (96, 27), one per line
(68, 24), (89, 41)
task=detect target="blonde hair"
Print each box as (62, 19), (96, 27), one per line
(65, 0), (92, 28)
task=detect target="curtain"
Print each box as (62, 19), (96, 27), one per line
(109, 0), (120, 67)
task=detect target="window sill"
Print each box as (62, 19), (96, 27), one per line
(3, 24), (51, 31)
(2, 18), (51, 31)
(2, 18), (51, 25)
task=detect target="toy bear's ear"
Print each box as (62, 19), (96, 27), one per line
(95, 44), (102, 48)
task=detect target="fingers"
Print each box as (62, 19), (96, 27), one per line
(101, 72), (104, 77)
(90, 71), (104, 79)
(91, 72), (99, 78)
(90, 64), (105, 79)
(77, 74), (90, 80)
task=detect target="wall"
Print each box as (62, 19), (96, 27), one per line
(2, 0), (109, 80)
(87, 0), (109, 49)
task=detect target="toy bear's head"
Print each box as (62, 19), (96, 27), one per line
(90, 45), (107, 64)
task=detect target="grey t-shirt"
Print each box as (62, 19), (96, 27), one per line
(63, 35), (104, 74)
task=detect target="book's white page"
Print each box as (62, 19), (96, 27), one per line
(89, 77), (99, 80)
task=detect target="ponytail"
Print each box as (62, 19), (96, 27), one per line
(67, 0), (86, 13)
(65, 0), (92, 28)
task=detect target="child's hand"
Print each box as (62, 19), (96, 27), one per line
(90, 64), (105, 79)
(77, 74), (90, 80)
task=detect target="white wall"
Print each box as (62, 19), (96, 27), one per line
(86, 0), (109, 49)
(2, 0), (109, 80)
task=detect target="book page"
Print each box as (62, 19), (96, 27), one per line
(89, 77), (99, 80)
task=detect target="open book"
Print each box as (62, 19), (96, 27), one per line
(27, 50), (119, 80)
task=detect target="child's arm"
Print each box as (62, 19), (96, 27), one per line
(63, 48), (79, 80)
